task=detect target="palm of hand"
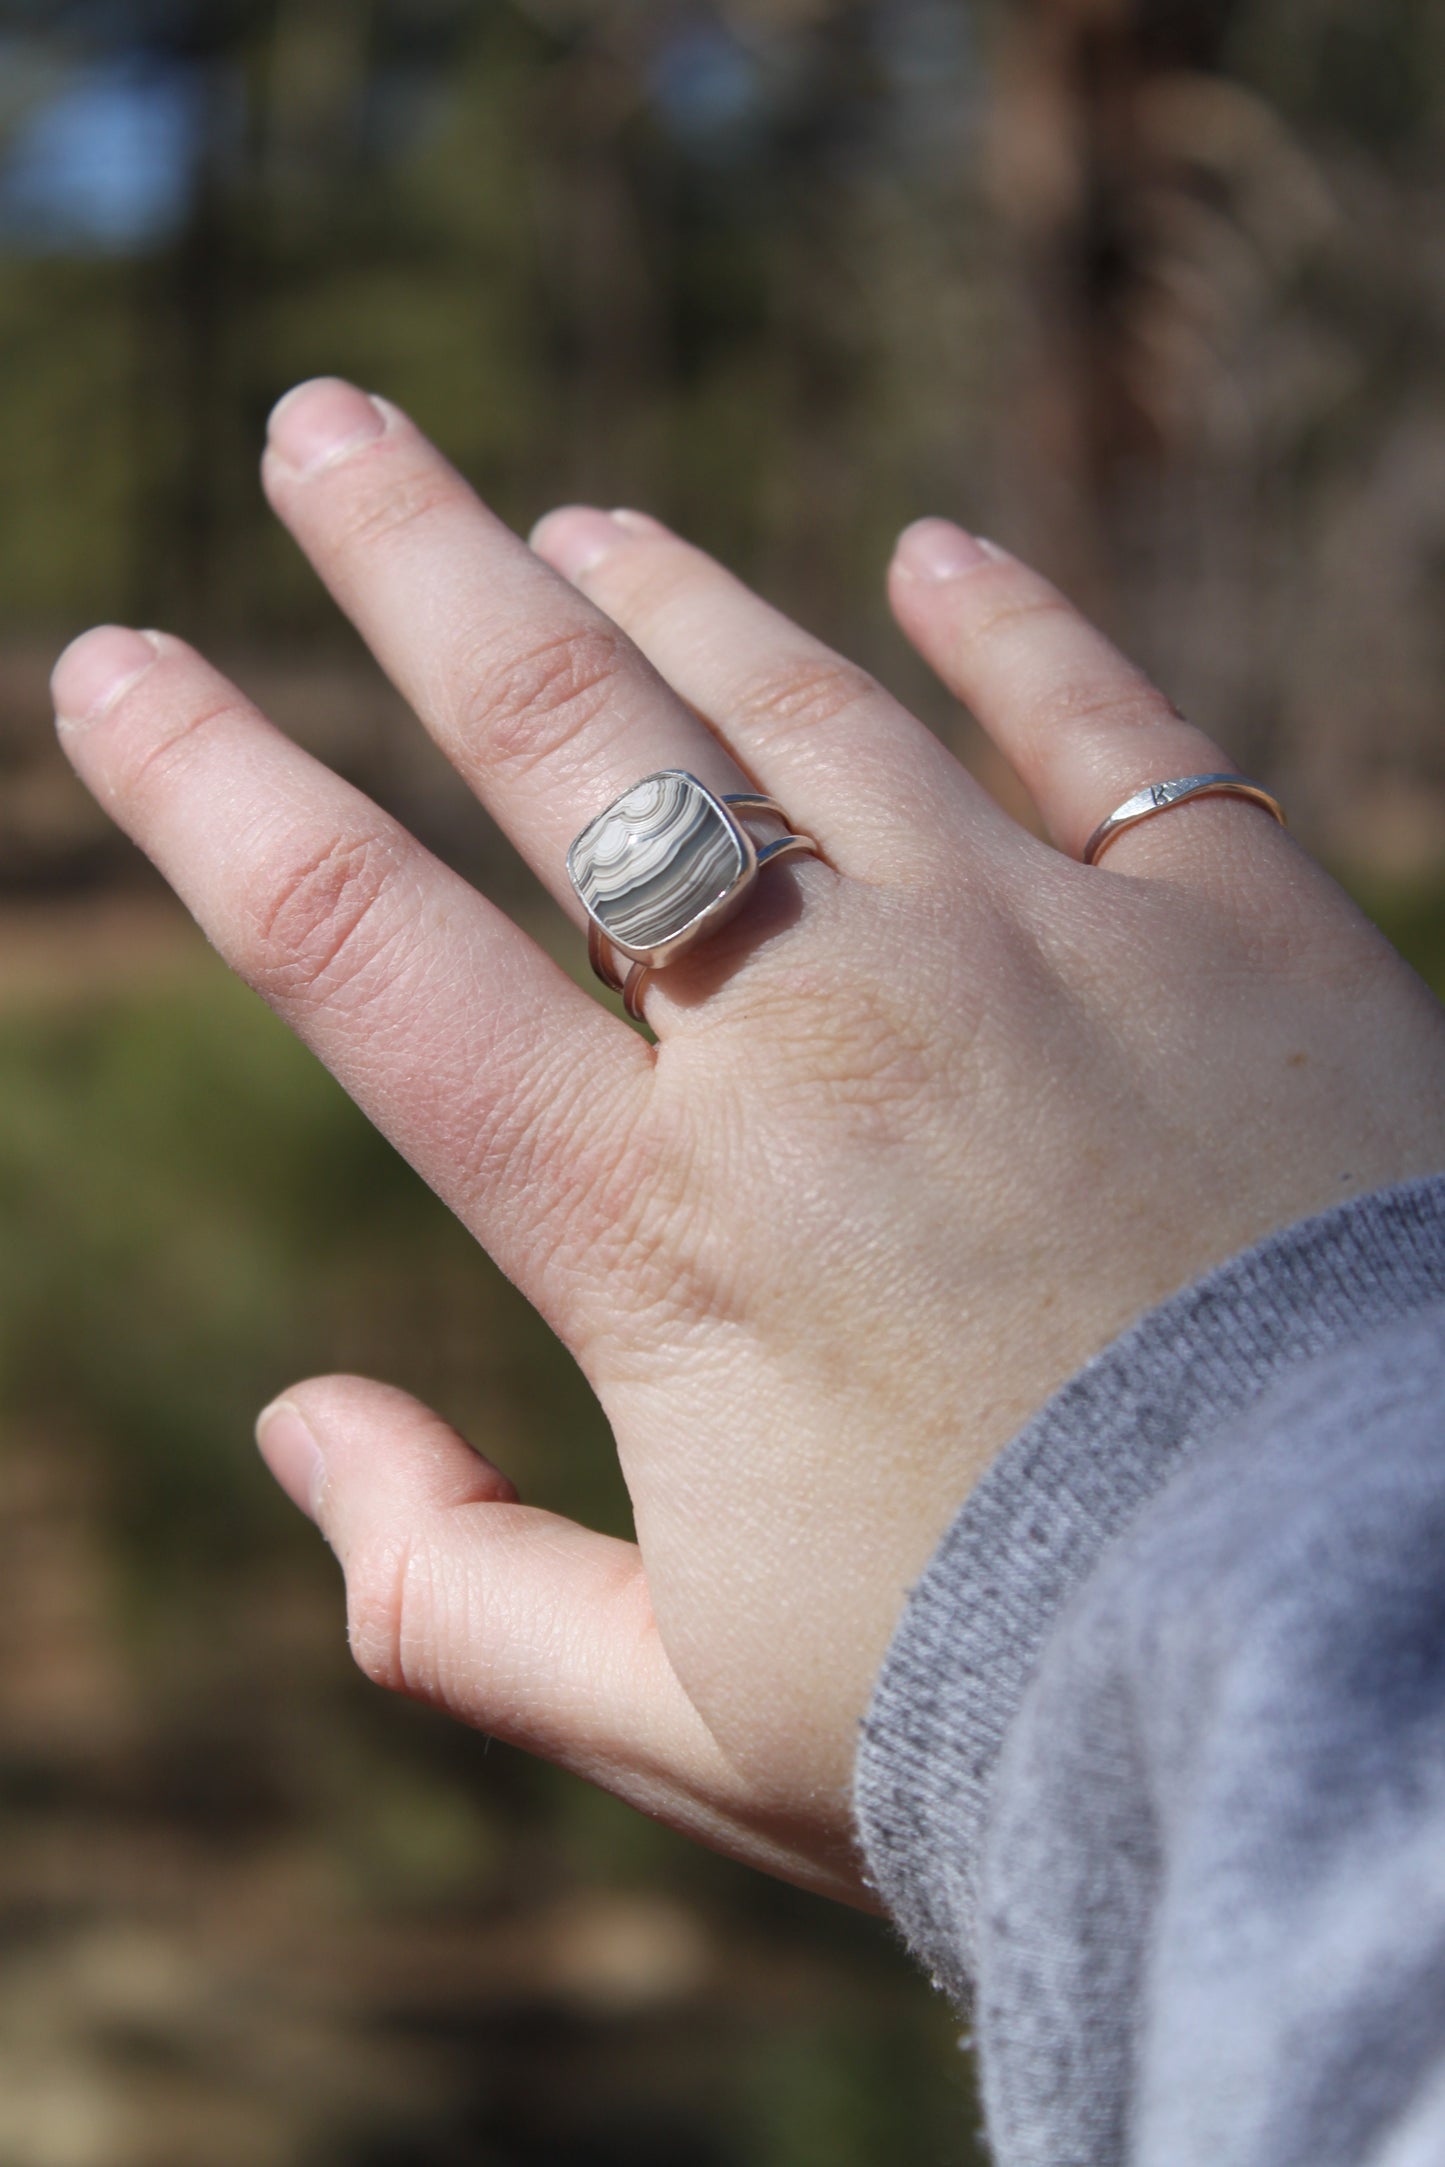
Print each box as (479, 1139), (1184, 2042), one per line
(52, 380), (1445, 1904)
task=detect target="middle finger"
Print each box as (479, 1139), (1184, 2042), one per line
(263, 380), (769, 914)
(530, 506), (993, 879)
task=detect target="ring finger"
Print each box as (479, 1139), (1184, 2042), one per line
(528, 506), (1003, 879)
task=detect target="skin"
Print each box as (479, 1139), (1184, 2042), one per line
(52, 378), (1445, 1910)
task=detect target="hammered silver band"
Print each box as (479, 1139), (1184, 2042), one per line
(1083, 773), (1287, 868)
(568, 773), (820, 1021)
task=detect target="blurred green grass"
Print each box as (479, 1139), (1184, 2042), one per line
(0, 952), (628, 1595)
(4, 870), (1436, 1588)
(4, 866), (1439, 1661)
(0, 870), (1436, 2163)
(1354, 885), (1445, 1003)
(3, 0), (1442, 2153)
(0, 934), (981, 2164)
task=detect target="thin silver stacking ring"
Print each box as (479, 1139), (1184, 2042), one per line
(568, 770), (821, 1020)
(1083, 773), (1287, 868)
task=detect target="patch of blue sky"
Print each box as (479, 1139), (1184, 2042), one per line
(648, 23), (766, 155)
(0, 53), (203, 253)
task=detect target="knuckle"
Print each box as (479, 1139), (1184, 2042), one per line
(476, 1060), (651, 1309)
(1023, 673), (1176, 745)
(345, 1529), (418, 1696)
(586, 548), (696, 634)
(115, 693), (248, 812)
(333, 463), (461, 556)
(964, 585), (1076, 650)
(728, 653), (878, 741)
(467, 621), (636, 783)
(245, 828), (405, 1012)
(762, 974), (941, 1121)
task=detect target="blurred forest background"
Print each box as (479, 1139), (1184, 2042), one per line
(1, 1), (1444, 2162)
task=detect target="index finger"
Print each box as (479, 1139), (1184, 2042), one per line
(52, 625), (652, 1340)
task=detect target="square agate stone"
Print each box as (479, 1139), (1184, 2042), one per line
(568, 772), (748, 962)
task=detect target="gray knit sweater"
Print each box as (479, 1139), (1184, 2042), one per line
(854, 1175), (1445, 2167)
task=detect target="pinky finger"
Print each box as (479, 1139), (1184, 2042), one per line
(888, 522), (1287, 876)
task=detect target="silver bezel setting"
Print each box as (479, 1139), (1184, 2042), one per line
(566, 770), (759, 971)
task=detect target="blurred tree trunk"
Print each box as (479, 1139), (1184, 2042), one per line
(129, 3), (378, 636)
(987, 0), (1240, 615)
(170, 55), (236, 635)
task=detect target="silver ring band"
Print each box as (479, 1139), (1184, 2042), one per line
(1083, 773), (1287, 868)
(568, 772), (821, 1021)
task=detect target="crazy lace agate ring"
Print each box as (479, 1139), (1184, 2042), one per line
(567, 771), (821, 1020)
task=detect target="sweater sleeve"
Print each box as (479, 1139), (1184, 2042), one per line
(853, 1175), (1445, 2167)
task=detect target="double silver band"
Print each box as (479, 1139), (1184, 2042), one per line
(570, 778), (821, 1021)
(589, 812), (817, 1017)
(1083, 773), (1287, 868)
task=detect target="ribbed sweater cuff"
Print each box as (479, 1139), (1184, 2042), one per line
(852, 1174), (1445, 1995)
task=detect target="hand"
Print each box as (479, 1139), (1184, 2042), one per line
(52, 379), (1445, 1907)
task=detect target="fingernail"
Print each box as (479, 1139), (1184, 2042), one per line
(267, 377), (386, 476)
(609, 508), (669, 537)
(52, 625), (159, 730)
(256, 1399), (326, 1523)
(530, 506), (633, 581)
(894, 519), (993, 582)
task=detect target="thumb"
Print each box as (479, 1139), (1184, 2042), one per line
(255, 1375), (867, 1902)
